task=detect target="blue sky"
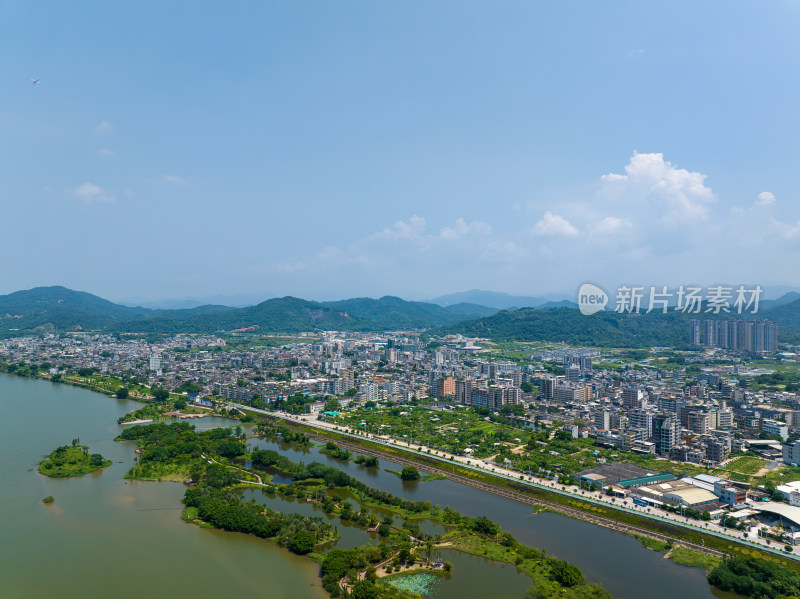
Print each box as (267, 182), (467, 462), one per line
(2, 1), (799, 303)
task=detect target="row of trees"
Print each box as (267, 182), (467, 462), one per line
(184, 485), (334, 555)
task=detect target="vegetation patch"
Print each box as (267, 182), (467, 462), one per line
(384, 572), (441, 596)
(446, 531), (611, 599)
(633, 534), (671, 552)
(708, 555), (800, 598)
(116, 421), (248, 481)
(38, 441), (111, 478)
(319, 441), (351, 461)
(722, 457), (766, 476)
(669, 546), (721, 572)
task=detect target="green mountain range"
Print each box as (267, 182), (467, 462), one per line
(2, 286), (800, 347)
(0, 286), (496, 336)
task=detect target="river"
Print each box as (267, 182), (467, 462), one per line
(0, 374), (738, 599)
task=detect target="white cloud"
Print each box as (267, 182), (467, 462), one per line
(374, 215), (427, 241)
(533, 211), (579, 237)
(590, 216), (632, 236)
(95, 148), (115, 157)
(601, 151), (715, 225)
(70, 182), (116, 203)
(600, 173), (626, 182)
(440, 218), (492, 240)
(770, 218), (800, 239)
(757, 191), (776, 206)
(163, 174), (188, 186)
(93, 120), (113, 136)
(317, 245), (344, 263)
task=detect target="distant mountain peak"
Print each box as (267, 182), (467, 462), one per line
(428, 289), (571, 310)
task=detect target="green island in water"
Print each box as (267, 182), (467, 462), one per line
(38, 440), (112, 478)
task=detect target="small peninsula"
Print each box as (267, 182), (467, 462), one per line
(38, 441), (111, 478)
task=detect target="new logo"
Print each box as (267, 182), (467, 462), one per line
(577, 283), (608, 315)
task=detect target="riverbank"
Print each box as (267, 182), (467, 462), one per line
(251, 411), (800, 574)
(118, 418), (616, 599)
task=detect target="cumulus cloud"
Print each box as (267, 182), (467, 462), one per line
(533, 211), (579, 237)
(601, 151), (715, 224)
(70, 182), (115, 203)
(163, 174), (188, 186)
(757, 191), (776, 206)
(770, 218), (800, 239)
(590, 216), (632, 236)
(93, 120), (113, 136)
(374, 215), (427, 241)
(440, 218), (492, 240)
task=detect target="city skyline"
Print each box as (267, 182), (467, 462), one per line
(3, 2), (800, 301)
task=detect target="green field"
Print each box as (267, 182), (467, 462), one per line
(669, 546), (721, 572)
(723, 457), (767, 476)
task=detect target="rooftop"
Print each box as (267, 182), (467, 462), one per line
(575, 462), (654, 484)
(751, 502), (800, 530)
(618, 473), (676, 488)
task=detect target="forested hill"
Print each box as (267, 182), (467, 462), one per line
(0, 286), (235, 335)
(4, 286), (800, 345)
(111, 296), (498, 333)
(441, 303), (800, 347)
(0, 287), (497, 336)
(439, 307), (699, 347)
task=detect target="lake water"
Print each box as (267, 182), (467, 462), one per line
(0, 374), (327, 599)
(0, 374), (739, 599)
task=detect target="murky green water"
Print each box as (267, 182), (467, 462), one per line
(385, 550), (531, 599)
(0, 375), (327, 599)
(0, 375), (740, 599)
